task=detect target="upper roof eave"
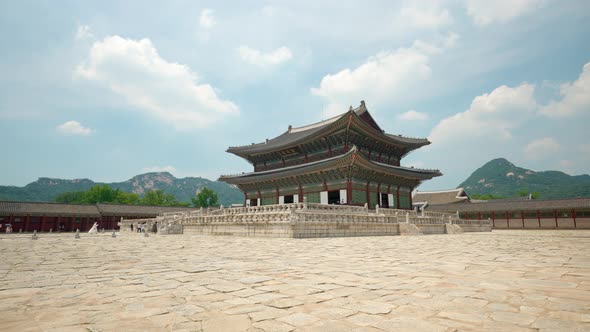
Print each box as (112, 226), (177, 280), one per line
(226, 102), (430, 157)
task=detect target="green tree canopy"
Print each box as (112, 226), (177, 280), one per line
(54, 191), (86, 204)
(54, 185), (140, 204)
(191, 187), (218, 208)
(141, 190), (189, 207)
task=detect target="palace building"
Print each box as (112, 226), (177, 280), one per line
(219, 101), (441, 209)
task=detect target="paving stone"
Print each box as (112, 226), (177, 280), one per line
(437, 311), (484, 324)
(344, 313), (385, 326)
(277, 313), (319, 326)
(491, 311), (537, 326)
(240, 276), (274, 284)
(249, 308), (291, 322)
(202, 314), (251, 332)
(375, 317), (448, 332)
(302, 320), (355, 331)
(311, 307), (357, 320)
(252, 320), (295, 332)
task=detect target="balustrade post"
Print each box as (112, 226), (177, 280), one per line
(364, 203), (368, 214)
(375, 204), (380, 215)
(303, 197), (308, 210)
(406, 212), (410, 224)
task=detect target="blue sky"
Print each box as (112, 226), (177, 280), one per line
(1, 0), (589, 191)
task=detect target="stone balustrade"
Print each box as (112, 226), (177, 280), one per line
(121, 201), (488, 237)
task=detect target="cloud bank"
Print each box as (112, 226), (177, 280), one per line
(76, 36), (239, 129)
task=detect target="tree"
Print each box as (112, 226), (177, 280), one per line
(55, 185), (140, 204)
(84, 184), (118, 203)
(116, 191), (140, 205)
(55, 191), (86, 203)
(141, 190), (189, 207)
(191, 187), (218, 208)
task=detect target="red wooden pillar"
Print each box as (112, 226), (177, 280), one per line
(396, 186), (400, 209)
(521, 211), (525, 228)
(346, 180), (352, 205)
(478, 212), (482, 220)
(276, 188), (279, 204)
(491, 212), (495, 228)
(537, 210), (541, 228)
(506, 212), (510, 228)
(376, 183), (381, 206)
(298, 182), (304, 203)
(409, 190), (413, 209)
(365, 181), (370, 207)
(554, 210), (558, 229)
(573, 209), (577, 228)
(24, 215), (30, 232)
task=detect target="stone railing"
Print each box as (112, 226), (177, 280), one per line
(127, 199), (465, 229)
(306, 203), (369, 214)
(295, 211), (398, 224)
(184, 211), (293, 225)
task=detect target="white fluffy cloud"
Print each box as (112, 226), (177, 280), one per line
(141, 165), (177, 173)
(524, 137), (560, 159)
(76, 36), (239, 129)
(75, 25), (93, 40)
(540, 62), (590, 117)
(237, 46), (293, 67)
(398, 110), (429, 121)
(311, 38), (453, 117)
(429, 84), (537, 144)
(464, 0), (543, 26)
(57, 121), (93, 135)
(199, 9), (216, 29)
(399, 6), (453, 29)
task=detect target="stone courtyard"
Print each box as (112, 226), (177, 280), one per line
(1, 231), (589, 332)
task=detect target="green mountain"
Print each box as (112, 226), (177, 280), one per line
(459, 158), (590, 199)
(0, 172), (243, 206)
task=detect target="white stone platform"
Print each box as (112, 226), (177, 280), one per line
(121, 203), (490, 238)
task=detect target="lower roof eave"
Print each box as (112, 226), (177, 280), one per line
(219, 147), (441, 185)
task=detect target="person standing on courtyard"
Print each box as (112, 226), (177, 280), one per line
(130, 223), (133, 232)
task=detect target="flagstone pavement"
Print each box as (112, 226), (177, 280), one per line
(1, 230), (589, 331)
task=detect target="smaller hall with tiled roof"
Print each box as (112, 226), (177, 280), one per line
(0, 201), (197, 232)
